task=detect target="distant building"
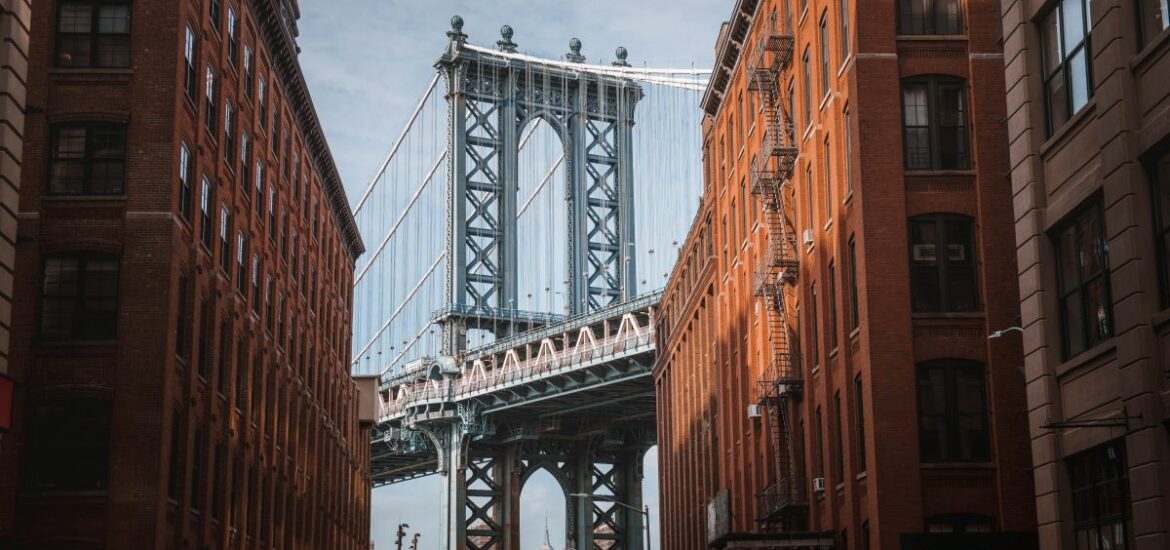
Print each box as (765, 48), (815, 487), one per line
(657, 0), (1037, 548)
(0, 1), (371, 548)
(1001, 1), (1170, 548)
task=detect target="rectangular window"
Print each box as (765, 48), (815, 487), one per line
(823, 135), (833, 222)
(179, 141), (193, 219)
(26, 399), (112, 491)
(268, 187), (277, 241)
(56, 0), (131, 68)
(240, 132), (251, 196)
(219, 205), (231, 273)
(802, 49), (813, 129)
(190, 425), (204, 512)
(167, 409), (183, 499)
(236, 232), (247, 294)
(814, 406), (824, 478)
(251, 255), (261, 313)
(902, 78), (969, 170)
(828, 262), (838, 350)
(819, 13), (830, 99)
(1139, 0), (1170, 46)
(839, 0), (850, 61)
(264, 276), (273, 332)
(805, 165), (814, 232)
(1068, 441), (1133, 550)
(1042, 0), (1093, 134)
(834, 392), (844, 482)
(258, 77), (268, 127)
(1055, 201), (1113, 357)
(205, 65), (217, 135)
(909, 216), (978, 312)
(50, 124), (126, 195)
(227, 8), (239, 66)
(183, 24), (198, 101)
(809, 282), (820, 367)
(917, 360), (990, 462)
(848, 236), (859, 328)
(898, 0), (962, 34)
(224, 103), (235, 165)
(1150, 149), (1170, 307)
(196, 298), (210, 379)
(243, 45), (254, 97)
(41, 254), (119, 340)
(200, 177), (213, 248)
(843, 106), (853, 195)
(235, 338), (248, 410)
(255, 162), (265, 220)
(209, 0), (221, 32)
(854, 376), (866, 472)
(176, 272), (189, 360)
(211, 442), (225, 520)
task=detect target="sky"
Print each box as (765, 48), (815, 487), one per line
(296, 1), (728, 548)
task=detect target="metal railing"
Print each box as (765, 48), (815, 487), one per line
(756, 477), (808, 521)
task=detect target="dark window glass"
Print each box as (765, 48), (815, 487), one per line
(898, 0), (962, 34)
(243, 46), (254, 97)
(49, 124), (126, 195)
(819, 14), (830, 97)
(197, 298), (210, 379)
(1042, 0), (1093, 134)
(1138, 0), (1170, 46)
(916, 359), (990, 462)
(809, 283), (820, 366)
(828, 262), (838, 349)
(183, 24), (198, 101)
(191, 425), (204, 512)
(1149, 149), (1170, 308)
(26, 399), (112, 491)
(167, 409), (183, 499)
(833, 391), (844, 481)
(1055, 201), (1113, 357)
(40, 254), (119, 339)
(1068, 441), (1132, 550)
(802, 49), (813, 129)
(848, 237), (860, 328)
(209, 0), (221, 32)
(211, 442), (224, 520)
(902, 78), (969, 170)
(176, 271), (190, 360)
(179, 141), (193, 219)
(237, 233), (248, 294)
(56, 1), (131, 68)
(200, 177), (214, 248)
(204, 65), (217, 135)
(217, 319), (230, 394)
(227, 8), (239, 65)
(240, 132), (251, 197)
(220, 205), (231, 273)
(854, 376), (866, 472)
(224, 103), (235, 165)
(909, 215), (978, 312)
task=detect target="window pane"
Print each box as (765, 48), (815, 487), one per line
(58, 4), (93, 33)
(1139, 0), (1170, 44)
(1084, 277), (1111, 346)
(55, 128), (87, 159)
(899, 0), (924, 34)
(95, 35), (131, 67)
(917, 367), (947, 461)
(1041, 11), (1063, 75)
(97, 6), (130, 34)
(1047, 74), (1070, 131)
(1068, 49), (1090, 113)
(1063, 0), (1086, 49)
(1063, 291), (1086, 356)
(936, 0), (962, 33)
(1078, 207), (1105, 279)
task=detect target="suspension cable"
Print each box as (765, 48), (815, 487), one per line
(353, 73), (441, 216)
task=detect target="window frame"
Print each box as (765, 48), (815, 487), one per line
(39, 252), (121, 341)
(915, 359), (991, 463)
(897, 0), (964, 35)
(1149, 147), (1170, 308)
(1054, 199), (1113, 358)
(1041, 0), (1094, 135)
(25, 398), (113, 492)
(908, 214), (980, 313)
(48, 122), (128, 196)
(1067, 440), (1133, 550)
(183, 23), (198, 102)
(54, 0), (132, 69)
(900, 76), (971, 171)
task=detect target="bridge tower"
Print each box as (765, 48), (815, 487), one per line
(436, 16), (642, 354)
(408, 17), (650, 550)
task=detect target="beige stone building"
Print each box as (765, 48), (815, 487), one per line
(1002, 0), (1170, 548)
(0, 0), (29, 375)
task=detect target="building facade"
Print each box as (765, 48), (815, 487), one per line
(1001, 0), (1170, 548)
(0, 1), (371, 548)
(657, 0), (1038, 548)
(0, 0), (30, 385)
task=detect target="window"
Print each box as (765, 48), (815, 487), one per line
(196, 298), (210, 379)
(176, 271), (189, 360)
(814, 406), (824, 478)
(1042, 0), (1093, 134)
(55, 0), (131, 68)
(49, 123), (126, 195)
(843, 106), (854, 195)
(240, 132), (251, 196)
(909, 215), (978, 312)
(211, 442), (225, 520)
(1056, 201), (1113, 357)
(1151, 149), (1170, 306)
(209, 0), (221, 32)
(1139, 0), (1170, 46)
(251, 255), (260, 313)
(26, 399), (112, 491)
(264, 277), (273, 332)
(167, 409), (183, 499)
(236, 232), (247, 294)
(255, 162), (265, 220)
(809, 282), (820, 366)
(802, 49), (812, 129)
(224, 103), (235, 165)
(268, 187), (277, 240)
(227, 8), (239, 66)
(243, 45), (254, 97)
(828, 262), (838, 350)
(183, 24), (198, 101)
(916, 359), (990, 463)
(823, 135), (833, 222)
(235, 338), (248, 410)
(191, 425), (204, 512)
(179, 141), (193, 219)
(839, 0), (850, 61)
(805, 165), (814, 232)
(898, 0), (962, 34)
(848, 236), (859, 328)
(41, 254), (119, 339)
(200, 177), (213, 248)
(833, 391), (844, 481)
(1068, 441), (1132, 550)
(902, 77), (969, 170)
(205, 65), (217, 135)
(258, 77), (268, 127)
(854, 376), (866, 472)
(219, 205), (231, 273)
(819, 13), (830, 99)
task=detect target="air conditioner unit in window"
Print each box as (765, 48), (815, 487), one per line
(747, 404), (762, 419)
(802, 229), (814, 246)
(813, 477), (826, 492)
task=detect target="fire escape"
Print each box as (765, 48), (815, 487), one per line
(747, 21), (807, 530)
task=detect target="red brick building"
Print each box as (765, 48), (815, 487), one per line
(0, 1), (371, 548)
(657, 0), (1037, 548)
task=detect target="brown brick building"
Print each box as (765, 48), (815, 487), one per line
(0, 1), (372, 548)
(657, 0), (1038, 548)
(1001, 0), (1170, 548)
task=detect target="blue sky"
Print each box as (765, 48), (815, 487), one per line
(297, 1), (728, 547)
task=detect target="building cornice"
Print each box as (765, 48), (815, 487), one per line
(247, 0), (365, 261)
(700, 0), (759, 118)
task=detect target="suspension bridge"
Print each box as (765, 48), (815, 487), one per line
(351, 17), (709, 549)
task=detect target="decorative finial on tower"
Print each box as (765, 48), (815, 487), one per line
(447, 15), (467, 45)
(566, 38), (585, 63)
(613, 46), (630, 67)
(497, 24), (518, 53)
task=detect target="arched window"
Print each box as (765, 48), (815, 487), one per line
(916, 359), (990, 462)
(909, 214), (978, 312)
(901, 77), (969, 170)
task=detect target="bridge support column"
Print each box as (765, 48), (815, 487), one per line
(568, 446), (647, 550)
(433, 422), (468, 550)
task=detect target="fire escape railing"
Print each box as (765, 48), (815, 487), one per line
(746, 20), (807, 529)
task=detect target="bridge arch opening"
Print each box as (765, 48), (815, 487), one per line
(520, 466), (568, 550)
(516, 116), (568, 318)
